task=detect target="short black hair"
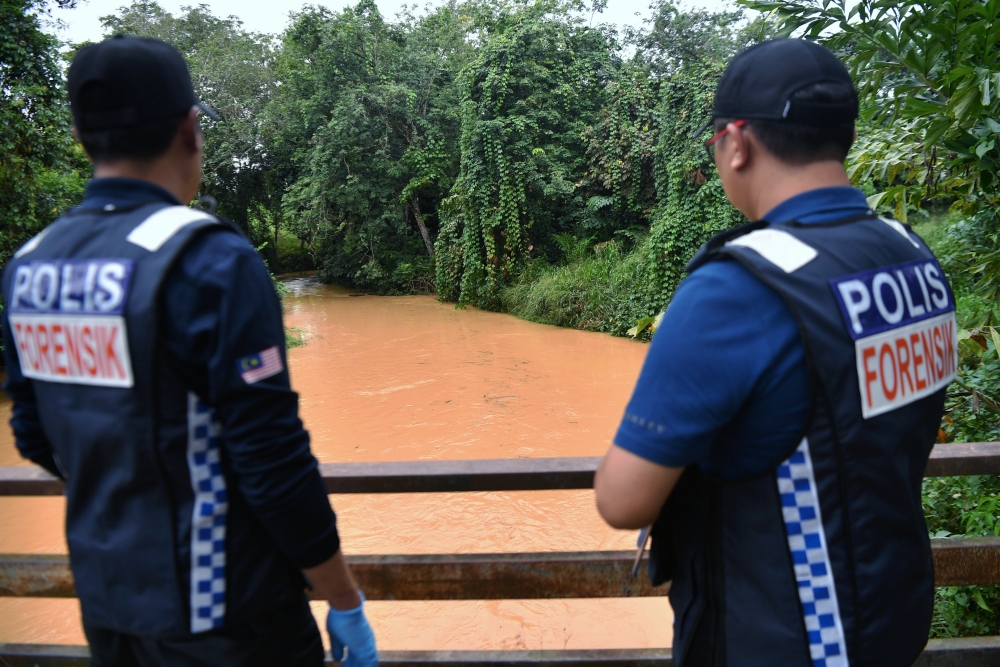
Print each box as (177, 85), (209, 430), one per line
(715, 82), (856, 165)
(75, 82), (186, 162)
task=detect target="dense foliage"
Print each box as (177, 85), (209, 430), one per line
(916, 215), (1000, 636)
(1, 0), (87, 270)
(448, 3), (612, 308)
(270, 0), (469, 289)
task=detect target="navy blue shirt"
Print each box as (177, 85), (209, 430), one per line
(614, 187), (873, 478)
(4, 178), (339, 568)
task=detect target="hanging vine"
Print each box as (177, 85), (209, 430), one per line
(583, 61), (658, 231)
(440, 4), (611, 309)
(646, 60), (744, 310)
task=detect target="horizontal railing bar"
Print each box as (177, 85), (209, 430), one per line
(925, 536), (1000, 586)
(365, 650), (673, 667)
(319, 457), (603, 494)
(1, 637), (999, 667)
(1, 442), (999, 497)
(0, 551), (665, 600)
(924, 441), (1000, 477)
(0, 466), (65, 496)
(0, 458), (604, 497)
(3, 538), (998, 600)
(347, 551), (664, 600)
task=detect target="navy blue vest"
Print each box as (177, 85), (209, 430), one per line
(2, 203), (303, 636)
(652, 215), (954, 667)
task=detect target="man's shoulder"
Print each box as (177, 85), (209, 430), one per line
(176, 225), (259, 275)
(678, 256), (783, 309)
(157, 227), (269, 314)
(660, 255), (799, 350)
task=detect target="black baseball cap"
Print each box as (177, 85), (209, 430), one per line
(705, 39), (858, 131)
(68, 35), (219, 132)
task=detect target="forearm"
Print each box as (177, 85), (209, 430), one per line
(222, 406), (342, 566)
(233, 448), (342, 566)
(303, 549), (363, 610)
(595, 444), (683, 529)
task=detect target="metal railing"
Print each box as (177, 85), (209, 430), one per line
(2, 442), (1000, 666)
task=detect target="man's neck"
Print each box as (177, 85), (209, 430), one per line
(748, 160), (852, 221)
(93, 160), (191, 205)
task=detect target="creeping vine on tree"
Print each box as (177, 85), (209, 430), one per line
(647, 60), (744, 310)
(443, 3), (611, 309)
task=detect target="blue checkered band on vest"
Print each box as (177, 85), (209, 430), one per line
(779, 439), (847, 667)
(187, 393), (228, 632)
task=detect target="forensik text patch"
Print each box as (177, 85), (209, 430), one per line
(7, 259), (135, 387)
(9, 313), (134, 387)
(855, 312), (956, 418)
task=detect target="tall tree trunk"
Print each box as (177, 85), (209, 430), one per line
(409, 197), (435, 256)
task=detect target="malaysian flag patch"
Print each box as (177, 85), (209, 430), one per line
(237, 346), (283, 384)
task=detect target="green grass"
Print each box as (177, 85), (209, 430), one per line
(275, 227), (304, 257)
(285, 326), (309, 349)
(500, 238), (654, 338)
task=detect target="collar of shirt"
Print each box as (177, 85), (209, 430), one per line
(762, 186), (873, 225)
(78, 177), (181, 213)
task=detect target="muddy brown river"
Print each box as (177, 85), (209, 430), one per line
(0, 278), (673, 650)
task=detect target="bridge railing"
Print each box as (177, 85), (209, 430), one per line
(2, 442), (1000, 666)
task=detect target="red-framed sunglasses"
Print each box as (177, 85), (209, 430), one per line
(703, 119), (747, 161)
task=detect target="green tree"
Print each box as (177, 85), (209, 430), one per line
(641, 1), (747, 312)
(646, 59), (744, 311)
(98, 2), (279, 238)
(1, 0), (87, 270)
(581, 60), (658, 235)
(740, 0), (1000, 227)
(442, 0), (614, 308)
(269, 0), (469, 292)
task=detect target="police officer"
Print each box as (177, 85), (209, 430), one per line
(2, 36), (377, 667)
(594, 40), (955, 667)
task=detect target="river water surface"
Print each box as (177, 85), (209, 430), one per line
(0, 278), (672, 650)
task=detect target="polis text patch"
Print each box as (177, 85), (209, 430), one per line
(830, 259), (956, 418)
(7, 259), (134, 387)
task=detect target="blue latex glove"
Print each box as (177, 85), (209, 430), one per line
(327, 592), (378, 667)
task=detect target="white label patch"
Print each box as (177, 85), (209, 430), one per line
(726, 229), (819, 273)
(14, 228), (50, 258)
(726, 228), (818, 273)
(855, 312), (957, 418)
(880, 217), (920, 248)
(127, 206), (216, 252)
(9, 313), (134, 387)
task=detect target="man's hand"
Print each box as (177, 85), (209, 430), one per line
(327, 594), (378, 667)
(303, 550), (378, 666)
(594, 444), (684, 529)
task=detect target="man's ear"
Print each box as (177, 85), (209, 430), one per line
(726, 121), (751, 172)
(177, 107), (202, 153)
(71, 126), (95, 163)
